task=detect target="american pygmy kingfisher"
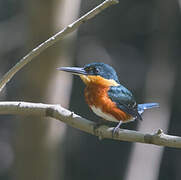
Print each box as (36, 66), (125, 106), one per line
(58, 62), (159, 133)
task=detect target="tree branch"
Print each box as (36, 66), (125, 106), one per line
(0, 0), (119, 92)
(1, 0), (179, 149)
(0, 101), (181, 149)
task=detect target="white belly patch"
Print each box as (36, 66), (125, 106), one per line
(90, 106), (119, 122)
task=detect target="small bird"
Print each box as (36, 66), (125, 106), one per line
(58, 62), (159, 133)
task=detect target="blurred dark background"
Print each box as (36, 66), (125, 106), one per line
(0, 0), (181, 180)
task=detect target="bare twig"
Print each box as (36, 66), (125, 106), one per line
(0, 101), (181, 149)
(0, 0), (119, 92)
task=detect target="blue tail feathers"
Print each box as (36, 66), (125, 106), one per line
(138, 103), (159, 114)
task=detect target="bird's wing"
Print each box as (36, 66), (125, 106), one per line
(108, 85), (142, 120)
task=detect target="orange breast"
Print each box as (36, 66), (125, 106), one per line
(84, 83), (132, 122)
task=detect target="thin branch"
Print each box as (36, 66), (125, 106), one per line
(0, 101), (181, 149)
(0, 0), (119, 92)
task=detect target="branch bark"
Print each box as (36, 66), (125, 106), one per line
(0, 101), (181, 149)
(0, 0), (118, 92)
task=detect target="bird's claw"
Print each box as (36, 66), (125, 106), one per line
(111, 120), (122, 138)
(111, 127), (120, 138)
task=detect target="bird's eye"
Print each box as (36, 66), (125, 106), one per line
(93, 67), (99, 74)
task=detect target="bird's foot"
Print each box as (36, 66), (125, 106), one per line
(111, 121), (122, 138)
(93, 121), (104, 134)
(111, 126), (120, 138)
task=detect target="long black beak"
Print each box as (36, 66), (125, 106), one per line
(57, 67), (87, 75)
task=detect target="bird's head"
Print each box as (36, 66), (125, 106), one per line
(58, 62), (120, 86)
